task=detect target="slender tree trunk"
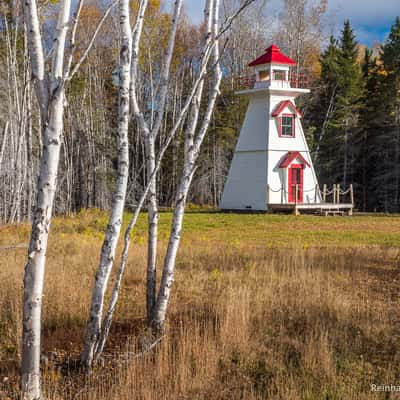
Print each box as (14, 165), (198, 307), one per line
(21, 88), (65, 400)
(151, 0), (222, 332)
(21, 0), (71, 397)
(145, 136), (158, 319)
(94, 37), (217, 358)
(81, 0), (132, 369)
(129, 0), (183, 320)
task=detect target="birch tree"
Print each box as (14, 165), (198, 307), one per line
(20, 0), (118, 397)
(93, 24), (218, 359)
(130, 0), (183, 320)
(85, 0), (256, 359)
(81, 0), (133, 369)
(151, 0), (223, 331)
(21, 1), (71, 397)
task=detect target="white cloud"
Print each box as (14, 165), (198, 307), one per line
(181, 0), (398, 45)
(327, 0), (399, 26)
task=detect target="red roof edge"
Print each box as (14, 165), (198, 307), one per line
(279, 151), (310, 168)
(271, 100), (303, 118)
(248, 44), (297, 67)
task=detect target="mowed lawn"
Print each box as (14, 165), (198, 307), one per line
(1, 210), (400, 399)
(2, 209), (400, 248)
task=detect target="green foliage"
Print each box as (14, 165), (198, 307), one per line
(316, 21), (364, 187)
(359, 17), (400, 211)
(382, 17), (400, 75)
(306, 19), (400, 211)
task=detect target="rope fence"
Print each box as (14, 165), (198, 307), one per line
(266, 183), (354, 205)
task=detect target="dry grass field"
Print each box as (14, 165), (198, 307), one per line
(1, 209), (400, 399)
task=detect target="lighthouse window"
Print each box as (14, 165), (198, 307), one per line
(259, 70), (270, 81)
(280, 115), (295, 137)
(273, 70), (286, 80)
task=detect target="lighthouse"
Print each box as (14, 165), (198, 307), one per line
(221, 45), (321, 212)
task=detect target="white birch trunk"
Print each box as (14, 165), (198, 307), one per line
(23, 0), (48, 118)
(94, 42), (216, 358)
(151, 0), (222, 331)
(145, 137), (158, 319)
(21, 0), (71, 397)
(144, 0), (183, 320)
(81, 0), (132, 369)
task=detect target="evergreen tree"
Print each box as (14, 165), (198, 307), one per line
(331, 20), (364, 187)
(313, 21), (364, 202)
(356, 49), (382, 210)
(369, 17), (400, 211)
(311, 36), (341, 181)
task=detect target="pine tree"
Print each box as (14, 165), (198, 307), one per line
(370, 17), (400, 211)
(356, 49), (381, 210)
(311, 36), (341, 182)
(331, 20), (364, 188)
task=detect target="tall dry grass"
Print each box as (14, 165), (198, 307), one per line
(0, 212), (399, 399)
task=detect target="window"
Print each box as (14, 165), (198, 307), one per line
(273, 70), (286, 80)
(280, 114), (295, 137)
(258, 70), (270, 81)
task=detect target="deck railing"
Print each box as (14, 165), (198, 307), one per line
(321, 184), (354, 205)
(236, 72), (309, 90)
(266, 184), (354, 206)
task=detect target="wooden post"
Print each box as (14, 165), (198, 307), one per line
(323, 184), (327, 203)
(314, 184), (318, 203)
(336, 184), (340, 204)
(333, 184), (336, 204)
(266, 184), (270, 206)
(281, 184), (284, 204)
(350, 183), (354, 205)
(294, 184), (300, 215)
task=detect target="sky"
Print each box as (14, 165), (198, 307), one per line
(180, 0), (399, 47)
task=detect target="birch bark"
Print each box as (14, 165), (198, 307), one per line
(81, 0), (132, 369)
(129, 0), (183, 320)
(151, 0), (222, 331)
(93, 38), (217, 358)
(21, 0), (71, 398)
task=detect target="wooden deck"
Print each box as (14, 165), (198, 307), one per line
(268, 203), (354, 216)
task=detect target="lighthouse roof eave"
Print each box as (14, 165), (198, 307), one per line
(235, 87), (310, 97)
(279, 151), (311, 168)
(248, 45), (297, 67)
(272, 100), (303, 118)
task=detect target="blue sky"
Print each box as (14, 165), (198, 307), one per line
(178, 0), (399, 47)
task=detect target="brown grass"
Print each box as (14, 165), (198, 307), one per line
(0, 210), (400, 399)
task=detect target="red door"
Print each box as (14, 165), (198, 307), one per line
(288, 164), (303, 203)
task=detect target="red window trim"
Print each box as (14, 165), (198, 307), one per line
(278, 113), (296, 138)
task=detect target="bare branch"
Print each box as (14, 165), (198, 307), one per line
(67, 0), (120, 81)
(64, 0), (85, 79)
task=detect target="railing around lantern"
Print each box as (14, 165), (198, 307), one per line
(289, 72), (309, 88)
(236, 72), (309, 90)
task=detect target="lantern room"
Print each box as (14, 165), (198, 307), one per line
(248, 45), (297, 89)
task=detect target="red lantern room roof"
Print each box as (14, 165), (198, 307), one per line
(248, 45), (297, 67)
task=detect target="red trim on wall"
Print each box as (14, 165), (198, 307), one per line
(288, 164), (304, 203)
(278, 114), (296, 138)
(272, 100), (303, 118)
(279, 152), (310, 168)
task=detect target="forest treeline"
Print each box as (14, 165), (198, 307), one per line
(0, 0), (400, 221)
(305, 18), (400, 212)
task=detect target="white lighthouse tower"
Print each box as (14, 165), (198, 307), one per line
(221, 45), (321, 212)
